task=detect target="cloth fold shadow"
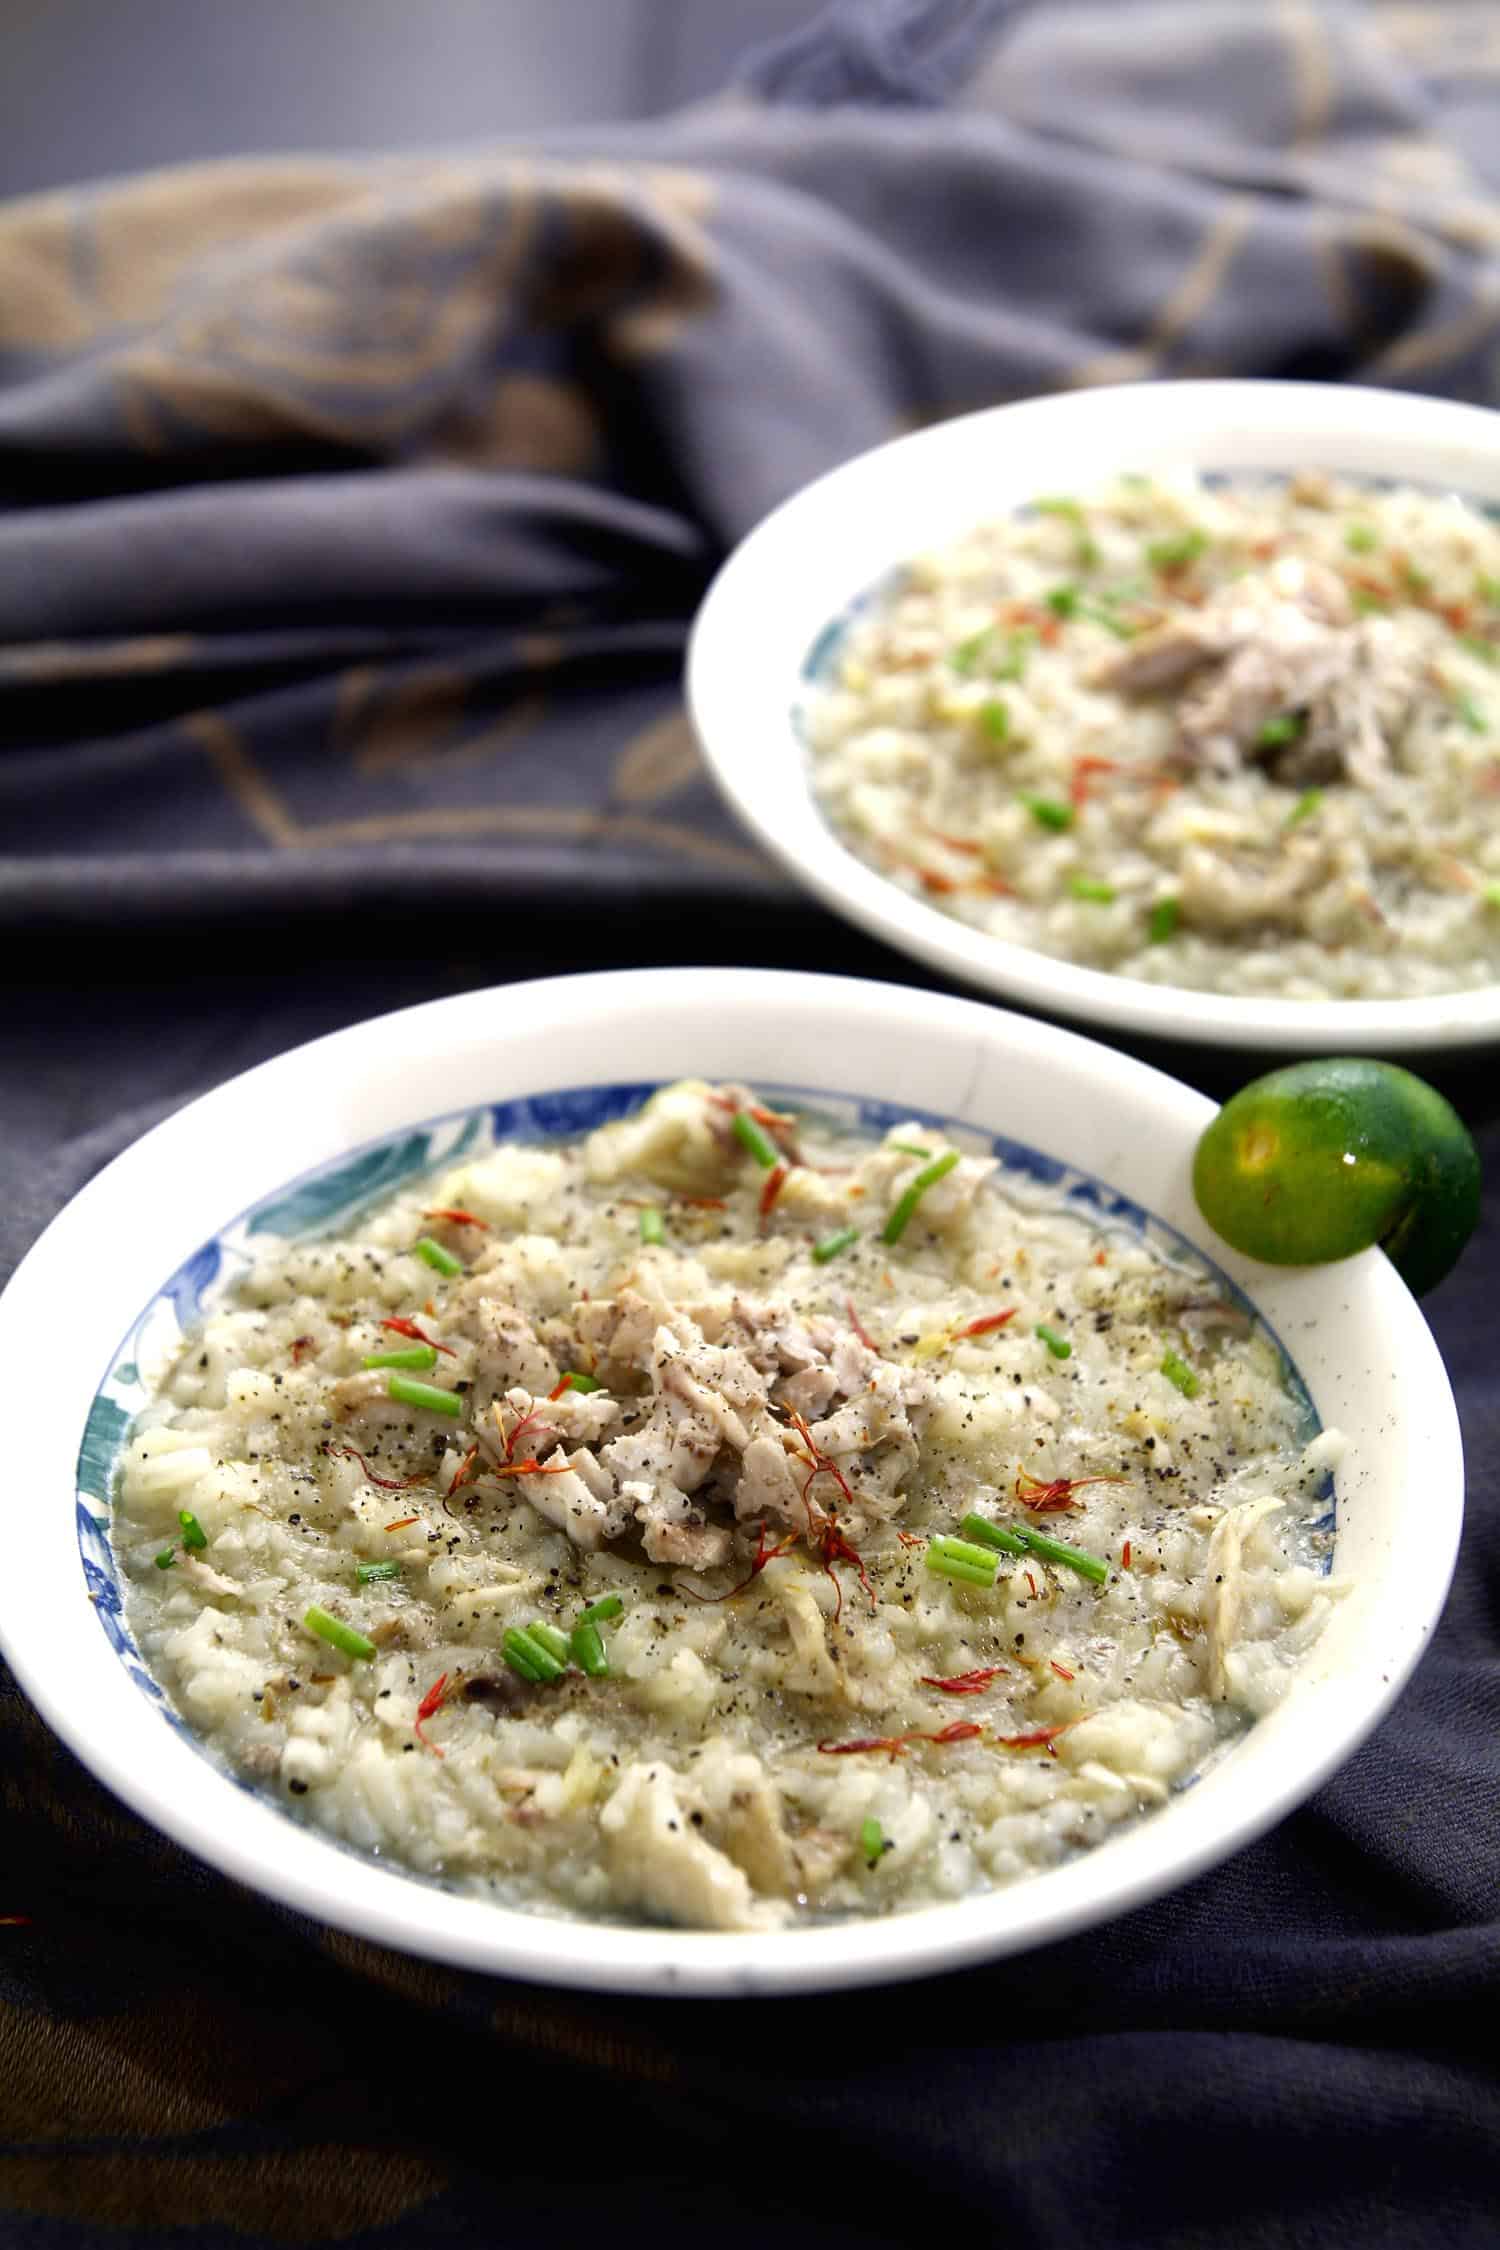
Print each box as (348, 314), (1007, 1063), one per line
(4, 0), (1500, 931)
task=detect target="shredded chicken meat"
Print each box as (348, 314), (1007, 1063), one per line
(465, 1286), (938, 1572)
(1096, 556), (1423, 787)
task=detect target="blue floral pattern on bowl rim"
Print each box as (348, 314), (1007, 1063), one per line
(76, 1080), (1330, 1733)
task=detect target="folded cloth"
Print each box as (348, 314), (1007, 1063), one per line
(3, 0), (1500, 929)
(2, 7), (1499, 2248)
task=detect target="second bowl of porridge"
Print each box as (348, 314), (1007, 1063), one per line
(689, 381), (1500, 1051)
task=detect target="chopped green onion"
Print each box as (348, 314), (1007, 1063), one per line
(1016, 1528), (1109, 1586)
(890, 1141), (931, 1158)
(556, 1370), (602, 1395)
(882, 1148), (960, 1245)
(1020, 793), (1074, 833)
(515, 1629), (566, 1681)
(362, 1345), (438, 1372)
(959, 1511), (1107, 1585)
(501, 1628), (548, 1683)
(1351, 587), (1388, 614)
(1045, 584), (1079, 618)
(178, 1510), (207, 1551)
(859, 1816), (889, 1868)
(154, 1548), (176, 1571)
(1069, 875), (1117, 905)
(925, 1536), (1000, 1587)
(1460, 634), (1497, 667)
(528, 1620), (572, 1666)
(356, 1560), (403, 1585)
(414, 1235), (463, 1278)
(1256, 712), (1305, 749)
(1147, 528), (1208, 571)
(1285, 789), (1323, 828)
(578, 1594), (624, 1625)
(996, 629), (1035, 681)
(1401, 559), (1433, 595)
(1344, 523), (1379, 554)
(1479, 574), (1500, 608)
(959, 1513), (1030, 1558)
(386, 1373), (463, 1416)
(1100, 576), (1153, 605)
(502, 1626), (566, 1683)
(978, 698), (1010, 742)
(951, 629), (992, 675)
(570, 1620), (609, 1677)
(1482, 881), (1500, 910)
(1160, 1348), (1200, 1398)
(731, 1111), (780, 1169)
(304, 1606), (377, 1661)
(811, 1225), (860, 1265)
(1076, 599), (1137, 640)
(638, 1205), (666, 1246)
(1148, 896), (1180, 945)
(1036, 1324), (1071, 1359)
(1454, 689), (1488, 734)
(1033, 496), (1099, 568)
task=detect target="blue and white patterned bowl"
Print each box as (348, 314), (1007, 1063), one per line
(689, 378), (1500, 1054)
(0, 969), (1463, 1994)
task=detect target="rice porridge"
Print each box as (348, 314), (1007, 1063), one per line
(111, 1083), (1340, 1931)
(804, 473), (1500, 1001)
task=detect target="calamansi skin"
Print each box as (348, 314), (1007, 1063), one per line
(1192, 1059), (1480, 1296)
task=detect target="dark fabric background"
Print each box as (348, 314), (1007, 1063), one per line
(2, 3), (1498, 2244)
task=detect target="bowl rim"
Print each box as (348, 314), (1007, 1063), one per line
(687, 377), (1500, 1053)
(0, 966), (1464, 1993)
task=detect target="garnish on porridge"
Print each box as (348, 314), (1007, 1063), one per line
(805, 473), (1500, 1001)
(113, 1083), (1341, 1930)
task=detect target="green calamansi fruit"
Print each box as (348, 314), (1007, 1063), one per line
(1192, 1058), (1481, 1297)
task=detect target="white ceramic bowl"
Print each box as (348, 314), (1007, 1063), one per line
(0, 968), (1462, 1993)
(688, 379), (1500, 1053)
